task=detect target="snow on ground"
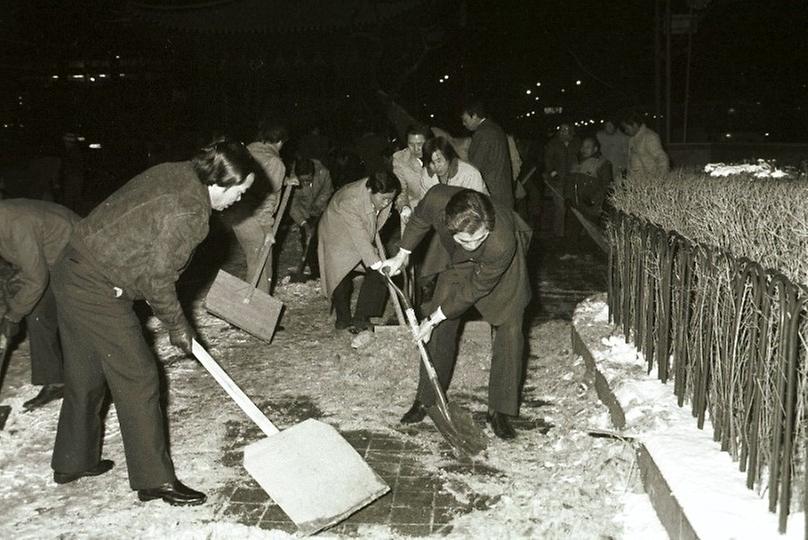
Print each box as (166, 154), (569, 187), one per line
(575, 295), (804, 539)
(1, 230), (661, 538)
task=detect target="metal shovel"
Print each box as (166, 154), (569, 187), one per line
(191, 341), (389, 535)
(384, 276), (487, 457)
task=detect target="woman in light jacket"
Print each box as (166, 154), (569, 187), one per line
(420, 137), (489, 200)
(318, 168), (399, 332)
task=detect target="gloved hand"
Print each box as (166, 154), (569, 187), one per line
(377, 250), (409, 277)
(0, 317), (20, 341)
(415, 308), (446, 343)
(169, 320), (196, 355)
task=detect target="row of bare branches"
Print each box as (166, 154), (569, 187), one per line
(606, 170), (808, 535)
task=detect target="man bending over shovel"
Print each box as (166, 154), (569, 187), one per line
(380, 187), (532, 439)
(50, 140), (257, 505)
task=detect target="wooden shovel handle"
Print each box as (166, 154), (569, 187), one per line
(192, 340), (279, 436)
(375, 234), (406, 327)
(247, 183), (294, 293)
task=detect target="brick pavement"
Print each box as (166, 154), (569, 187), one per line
(216, 392), (552, 537)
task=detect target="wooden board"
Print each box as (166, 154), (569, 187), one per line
(205, 270), (284, 343)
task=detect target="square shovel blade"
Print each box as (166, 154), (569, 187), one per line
(243, 418), (389, 535)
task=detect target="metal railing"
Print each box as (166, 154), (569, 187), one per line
(607, 211), (807, 535)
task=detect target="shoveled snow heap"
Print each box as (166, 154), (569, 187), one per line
(704, 160), (788, 178)
(1, 258), (660, 539)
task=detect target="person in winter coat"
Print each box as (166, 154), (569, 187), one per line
(461, 99), (514, 208)
(391, 124), (430, 222)
(543, 123), (582, 237)
(596, 120), (628, 179)
(622, 111), (670, 178)
(289, 157), (333, 280)
(50, 140), (256, 507)
(317, 169), (399, 333)
(420, 137), (489, 197)
(0, 199), (79, 410)
(380, 187), (532, 440)
(221, 120), (288, 293)
(564, 137), (613, 252)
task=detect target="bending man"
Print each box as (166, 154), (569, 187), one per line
(381, 187), (532, 439)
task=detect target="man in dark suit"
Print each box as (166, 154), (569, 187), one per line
(461, 99), (514, 208)
(380, 187), (532, 439)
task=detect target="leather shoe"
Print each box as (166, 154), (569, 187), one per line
(138, 480), (207, 506)
(54, 459), (115, 484)
(23, 384), (64, 411)
(487, 412), (516, 440)
(400, 400), (427, 424)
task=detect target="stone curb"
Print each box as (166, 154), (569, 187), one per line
(571, 294), (800, 540)
(570, 314), (698, 540)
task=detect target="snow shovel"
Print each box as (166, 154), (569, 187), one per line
(384, 275), (487, 457)
(205, 184), (292, 343)
(191, 341), (389, 535)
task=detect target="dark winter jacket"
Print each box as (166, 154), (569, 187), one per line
(0, 199), (79, 321)
(544, 134), (582, 182)
(400, 185), (532, 325)
(467, 119), (514, 208)
(70, 161), (211, 332)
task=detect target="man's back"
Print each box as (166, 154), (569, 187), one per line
(468, 119), (514, 208)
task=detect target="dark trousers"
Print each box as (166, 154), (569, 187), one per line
(332, 269), (388, 325)
(26, 284), (63, 385)
(51, 247), (175, 489)
(416, 309), (525, 416)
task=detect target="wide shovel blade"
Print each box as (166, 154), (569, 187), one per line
(191, 342), (389, 535)
(205, 270), (284, 343)
(244, 419), (389, 536)
(426, 402), (487, 457)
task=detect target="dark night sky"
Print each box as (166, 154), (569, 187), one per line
(1, 0), (806, 143)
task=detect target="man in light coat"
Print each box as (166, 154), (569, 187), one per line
(622, 112), (670, 178)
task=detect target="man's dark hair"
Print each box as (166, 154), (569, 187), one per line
(257, 117), (289, 144)
(622, 111), (646, 128)
(366, 167), (400, 195)
(422, 137), (458, 170)
(405, 123), (432, 140)
(445, 189), (495, 235)
(192, 139), (256, 187)
(295, 157), (315, 177)
(461, 98), (487, 119)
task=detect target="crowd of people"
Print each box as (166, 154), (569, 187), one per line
(0, 99), (670, 508)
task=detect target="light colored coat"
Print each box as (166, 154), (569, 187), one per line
(420, 159), (488, 198)
(391, 147), (423, 211)
(596, 128), (628, 178)
(628, 125), (669, 178)
(317, 178), (391, 298)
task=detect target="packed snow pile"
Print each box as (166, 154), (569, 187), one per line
(704, 159), (788, 178)
(573, 295), (805, 539)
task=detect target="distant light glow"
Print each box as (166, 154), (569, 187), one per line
(764, 132), (770, 137)
(89, 77), (96, 82)
(575, 80), (582, 85)
(724, 132), (732, 139)
(77, 136), (85, 142)
(560, 88), (566, 93)
(525, 89), (531, 95)
(536, 82), (541, 87)
(72, 74), (84, 79)
(98, 74), (107, 78)
(429, 114), (435, 118)
(89, 143), (102, 149)
(443, 74), (449, 79)
(51, 75), (59, 79)
(115, 55), (120, 59)
(534, 96), (539, 101)
(119, 73), (125, 77)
